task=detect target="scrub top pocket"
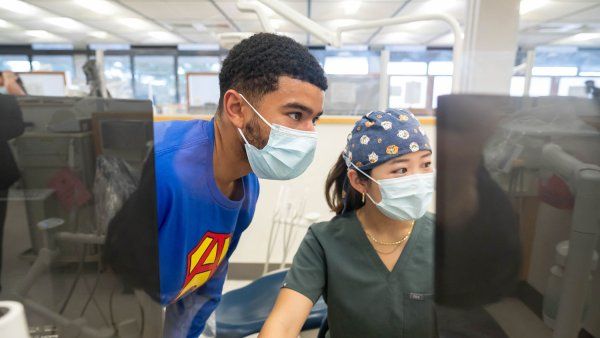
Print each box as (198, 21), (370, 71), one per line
(403, 292), (435, 338)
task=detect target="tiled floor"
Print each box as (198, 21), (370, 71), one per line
(485, 298), (552, 338)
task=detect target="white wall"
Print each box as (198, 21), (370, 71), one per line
(230, 120), (437, 264)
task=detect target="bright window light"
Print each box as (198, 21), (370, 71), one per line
(520, 0), (548, 15)
(178, 44), (220, 51)
(432, 76), (452, 108)
(89, 43), (130, 50)
(558, 77), (598, 97)
(510, 76), (552, 97)
(579, 71), (600, 77)
(118, 18), (151, 30)
(5, 60), (31, 72)
(0, 0), (41, 15)
(45, 17), (86, 30)
(428, 61), (453, 75)
(387, 62), (427, 75)
(342, 1), (361, 15)
(389, 76), (428, 109)
(32, 43), (73, 50)
(324, 56), (369, 75)
(532, 66), (578, 76)
(74, 0), (119, 15)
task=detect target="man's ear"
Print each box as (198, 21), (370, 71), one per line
(222, 90), (247, 129)
(347, 169), (368, 195)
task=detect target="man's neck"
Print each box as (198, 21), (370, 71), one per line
(212, 116), (253, 198)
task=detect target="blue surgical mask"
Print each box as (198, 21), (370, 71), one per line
(350, 161), (435, 220)
(237, 93), (318, 180)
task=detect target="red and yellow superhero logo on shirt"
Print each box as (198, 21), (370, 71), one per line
(175, 232), (231, 300)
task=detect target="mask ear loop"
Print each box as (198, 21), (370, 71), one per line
(341, 155), (381, 213)
(237, 92), (273, 147)
(343, 155), (383, 207)
(238, 93), (273, 128)
(344, 157), (380, 186)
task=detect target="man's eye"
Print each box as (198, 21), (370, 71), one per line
(289, 113), (301, 121)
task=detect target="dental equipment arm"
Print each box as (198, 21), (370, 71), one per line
(542, 144), (600, 338)
(250, 0), (464, 92)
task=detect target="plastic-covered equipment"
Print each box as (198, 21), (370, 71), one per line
(93, 155), (139, 234)
(215, 269), (327, 338)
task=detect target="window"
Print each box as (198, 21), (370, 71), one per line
(104, 56), (133, 99)
(177, 56), (220, 105)
(32, 55), (75, 85)
(387, 62), (427, 75)
(71, 54), (88, 91)
(432, 76), (453, 108)
(510, 76), (552, 97)
(389, 76), (428, 109)
(558, 77), (599, 97)
(428, 61), (453, 76)
(532, 66), (578, 77)
(324, 56), (369, 75)
(133, 55), (176, 105)
(0, 55), (31, 72)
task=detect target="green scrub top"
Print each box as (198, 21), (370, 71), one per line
(283, 211), (435, 338)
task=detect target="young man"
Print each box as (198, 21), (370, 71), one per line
(105, 33), (328, 338)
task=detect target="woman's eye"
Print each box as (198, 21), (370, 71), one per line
(396, 168), (408, 174)
(424, 162), (432, 168)
(289, 113), (301, 121)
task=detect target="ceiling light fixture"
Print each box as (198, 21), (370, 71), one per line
(148, 31), (175, 40)
(89, 31), (109, 39)
(25, 30), (53, 38)
(45, 17), (86, 30)
(0, 0), (41, 15)
(118, 18), (150, 29)
(0, 19), (13, 29)
(520, 0), (548, 15)
(419, 0), (457, 14)
(342, 1), (361, 15)
(73, 0), (119, 15)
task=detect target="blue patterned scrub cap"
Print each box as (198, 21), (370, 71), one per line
(343, 108), (432, 171)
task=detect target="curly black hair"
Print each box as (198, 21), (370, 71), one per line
(218, 33), (328, 112)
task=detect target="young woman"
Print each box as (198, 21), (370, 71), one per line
(259, 109), (436, 338)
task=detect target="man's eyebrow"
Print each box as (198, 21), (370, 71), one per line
(282, 102), (314, 115)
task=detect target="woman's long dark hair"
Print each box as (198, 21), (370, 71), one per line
(325, 153), (371, 215)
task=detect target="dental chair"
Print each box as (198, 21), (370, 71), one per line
(215, 269), (327, 338)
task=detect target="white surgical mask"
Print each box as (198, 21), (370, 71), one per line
(350, 161), (435, 221)
(237, 93), (318, 180)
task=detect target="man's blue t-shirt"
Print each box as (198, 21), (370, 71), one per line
(153, 119), (259, 337)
